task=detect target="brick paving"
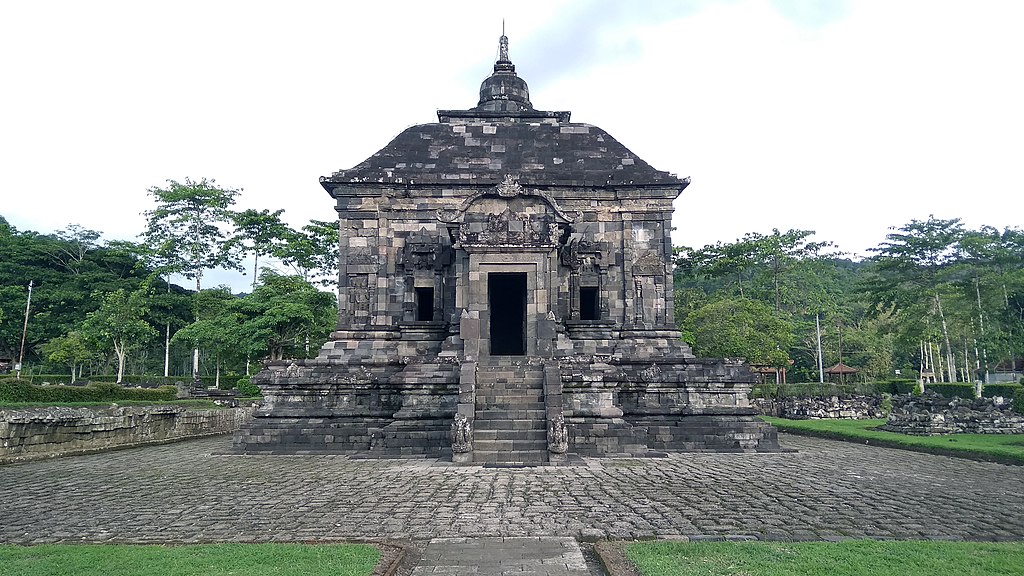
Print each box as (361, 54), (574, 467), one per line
(1, 433), (1022, 546)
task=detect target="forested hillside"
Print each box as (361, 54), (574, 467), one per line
(0, 178), (338, 383)
(674, 217), (1024, 383)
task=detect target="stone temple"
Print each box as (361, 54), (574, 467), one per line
(235, 35), (781, 463)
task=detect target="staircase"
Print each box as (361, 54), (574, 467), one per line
(473, 358), (548, 465)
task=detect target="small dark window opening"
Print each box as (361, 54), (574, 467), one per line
(415, 287), (434, 321)
(580, 287), (599, 320)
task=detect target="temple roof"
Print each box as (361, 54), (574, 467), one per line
(322, 35), (687, 190)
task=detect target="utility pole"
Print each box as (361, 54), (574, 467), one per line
(815, 313), (824, 383)
(17, 280), (33, 379)
(836, 318), (845, 386)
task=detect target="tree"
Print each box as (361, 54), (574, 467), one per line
(172, 288), (240, 388)
(959, 226), (1024, 377)
(142, 177), (244, 378)
(274, 219), (339, 289)
(46, 225), (102, 276)
(230, 208), (290, 289)
(235, 272), (336, 361)
(684, 297), (793, 368)
(40, 331), (94, 383)
(675, 229), (845, 380)
(0, 221), (155, 365)
(865, 216), (965, 382)
(141, 177), (244, 293)
(675, 229), (835, 314)
(82, 289), (157, 383)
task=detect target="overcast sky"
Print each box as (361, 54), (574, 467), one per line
(2, 1), (1022, 291)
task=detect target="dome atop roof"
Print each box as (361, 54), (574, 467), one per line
(320, 33), (689, 192)
(477, 34), (533, 113)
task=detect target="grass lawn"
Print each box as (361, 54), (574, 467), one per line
(763, 417), (1024, 465)
(0, 543), (380, 576)
(627, 540), (1024, 576)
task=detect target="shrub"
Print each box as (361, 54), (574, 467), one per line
(982, 383), (1023, 399)
(1014, 388), (1024, 415)
(752, 381), (903, 398)
(235, 377), (261, 398)
(888, 379), (918, 395)
(926, 383), (976, 400)
(0, 381), (177, 403)
(87, 375), (192, 388)
(880, 392), (893, 417)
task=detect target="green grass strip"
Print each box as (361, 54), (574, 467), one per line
(0, 543), (380, 576)
(627, 540), (1024, 576)
(763, 417), (1024, 465)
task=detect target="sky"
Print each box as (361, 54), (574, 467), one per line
(2, 0), (1022, 291)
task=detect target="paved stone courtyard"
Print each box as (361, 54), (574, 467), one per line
(1, 433), (1023, 546)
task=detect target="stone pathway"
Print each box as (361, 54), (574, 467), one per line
(411, 537), (590, 575)
(1, 433), (1023, 547)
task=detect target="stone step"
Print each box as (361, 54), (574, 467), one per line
(475, 385), (548, 393)
(474, 409), (546, 421)
(474, 417), (546, 431)
(476, 382), (544, 388)
(476, 400), (546, 411)
(475, 393), (544, 404)
(474, 439), (548, 452)
(473, 449), (549, 465)
(475, 378), (545, 387)
(473, 429), (547, 442)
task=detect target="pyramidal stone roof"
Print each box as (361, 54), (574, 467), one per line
(321, 35), (687, 190)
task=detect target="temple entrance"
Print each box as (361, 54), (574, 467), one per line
(488, 272), (527, 355)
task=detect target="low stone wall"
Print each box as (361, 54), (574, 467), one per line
(752, 395), (883, 420)
(882, 392), (1024, 435)
(0, 405), (254, 464)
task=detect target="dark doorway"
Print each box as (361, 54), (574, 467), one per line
(580, 287), (599, 320)
(488, 272), (527, 355)
(415, 287), (434, 321)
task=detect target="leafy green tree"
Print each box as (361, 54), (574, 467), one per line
(46, 225), (102, 276)
(40, 331), (94, 383)
(273, 219), (339, 289)
(142, 177), (244, 378)
(230, 208), (290, 289)
(684, 297), (793, 367)
(958, 226), (1024, 377)
(172, 288), (240, 388)
(675, 229), (833, 312)
(0, 219), (154, 365)
(675, 229), (845, 380)
(235, 272), (336, 361)
(141, 178), (244, 293)
(865, 216), (966, 381)
(82, 289), (157, 383)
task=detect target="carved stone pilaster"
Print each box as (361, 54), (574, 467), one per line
(451, 413), (473, 453)
(547, 414), (568, 454)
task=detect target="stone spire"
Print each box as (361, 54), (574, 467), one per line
(495, 31), (513, 72)
(477, 32), (533, 111)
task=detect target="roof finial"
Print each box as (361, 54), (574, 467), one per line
(498, 30), (510, 62)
